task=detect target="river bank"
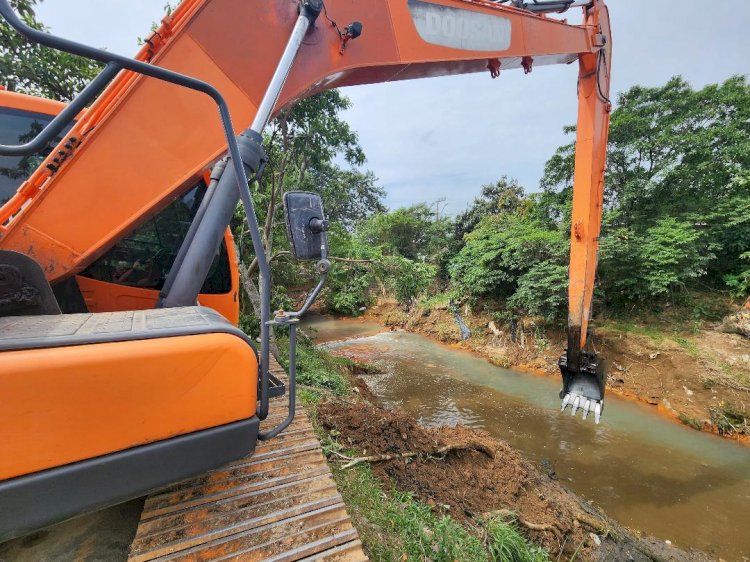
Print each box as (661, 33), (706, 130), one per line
(360, 300), (750, 443)
(291, 340), (713, 562)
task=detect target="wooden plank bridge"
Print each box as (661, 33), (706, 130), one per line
(127, 360), (367, 561)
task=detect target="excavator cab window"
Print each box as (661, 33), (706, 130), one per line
(0, 107), (72, 207)
(79, 180), (232, 294)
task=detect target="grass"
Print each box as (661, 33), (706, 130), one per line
(678, 413), (704, 431)
(599, 318), (666, 343)
(484, 513), (551, 562)
(718, 362), (750, 390)
(599, 290), (735, 342)
(285, 336), (552, 561)
(709, 402), (749, 436)
(329, 457), (549, 562)
(419, 293), (451, 312)
(673, 336), (700, 358)
(277, 334), (351, 395)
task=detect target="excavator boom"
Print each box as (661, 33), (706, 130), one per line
(0, 0), (606, 283)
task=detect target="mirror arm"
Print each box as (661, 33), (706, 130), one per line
(288, 230), (330, 318)
(259, 231), (329, 440)
(290, 269), (328, 319)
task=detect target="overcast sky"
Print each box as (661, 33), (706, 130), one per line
(35, 0), (750, 214)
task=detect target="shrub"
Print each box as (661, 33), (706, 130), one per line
(449, 215), (568, 320)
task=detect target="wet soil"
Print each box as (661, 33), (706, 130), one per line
(0, 499), (144, 562)
(366, 301), (750, 442)
(317, 399), (711, 562)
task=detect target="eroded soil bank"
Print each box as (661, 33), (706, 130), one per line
(364, 301), (750, 442)
(316, 390), (710, 562)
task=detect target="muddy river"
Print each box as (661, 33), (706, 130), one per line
(302, 315), (750, 561)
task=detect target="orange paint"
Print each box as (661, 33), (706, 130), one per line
(0, 333), (257, 480)
(567, 3), (612, 351)
(0, 91), (241, 324)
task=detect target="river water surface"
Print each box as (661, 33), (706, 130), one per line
(302, 315), (750, 561)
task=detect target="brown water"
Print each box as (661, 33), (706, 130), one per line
(302, 315), (750, 561)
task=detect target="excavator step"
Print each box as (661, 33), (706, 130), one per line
(127, 359), (368, 562)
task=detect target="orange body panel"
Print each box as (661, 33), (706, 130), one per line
(0, 333), (257, 480)
(0, 89), (67, 115)
(75, 275), (238, 326)
(0, 0), (597, 282)
(567, 4), (612, 349)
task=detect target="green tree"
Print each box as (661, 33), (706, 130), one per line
(234, 90), (368, 269)
(454, 176), (527, 242)
(449, 213), (568, 319)
(540, 76), (750, 306)
(358, 204), (451, 263)
(299, 163), (386, 231)
(324, 224), (379, 315)
(377, 256), (436, 306)
(0, 0), (103, 101)
(232, 90), (384, 326)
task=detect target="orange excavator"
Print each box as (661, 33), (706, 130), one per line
(0, 0), (612, 541)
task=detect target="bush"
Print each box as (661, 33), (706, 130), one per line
(324, 224), (377, 315)
(378, 255), (437, 306)
(599, 218), (716, 305)
(449, 214), (568, 320)
(325, 265), (373, 315)
(725, 252), (750, 301)
(508, 261), (568, 322)
(640, 217), (715, 297)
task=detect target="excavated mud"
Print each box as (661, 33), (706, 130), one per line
(317, 400), (712, 562)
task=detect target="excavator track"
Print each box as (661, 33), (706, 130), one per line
(127, 359), (367, 562)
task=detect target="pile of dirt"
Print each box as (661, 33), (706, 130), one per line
(317, 400), (710, 562)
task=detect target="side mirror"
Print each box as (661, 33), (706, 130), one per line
(283, 191), (330, 261)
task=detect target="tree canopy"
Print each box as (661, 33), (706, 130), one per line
(539, 76), (750, 307)
(329, 75), (749, 322)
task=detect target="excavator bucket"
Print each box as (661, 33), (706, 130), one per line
(558, 351), (606, 423)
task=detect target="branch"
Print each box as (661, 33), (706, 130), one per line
(482, 509), (563, 541)
(573, 510), (609, 534)
(271, 251), (292, 262)
(340, 441), (494, 469)
(329, 257), (374, 264)
(244, 251), (292, 278)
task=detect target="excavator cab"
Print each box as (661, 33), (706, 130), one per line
(0, 92), (263, 539)
(0, 89), (241, 323)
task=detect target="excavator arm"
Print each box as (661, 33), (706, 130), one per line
(560, 1), (612, 421)
(1, 0), (608, 279)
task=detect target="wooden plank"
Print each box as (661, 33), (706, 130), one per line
(152, 504), (353, 561)
(297, 540), (368, 562)
(128, 358), (367, 561)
